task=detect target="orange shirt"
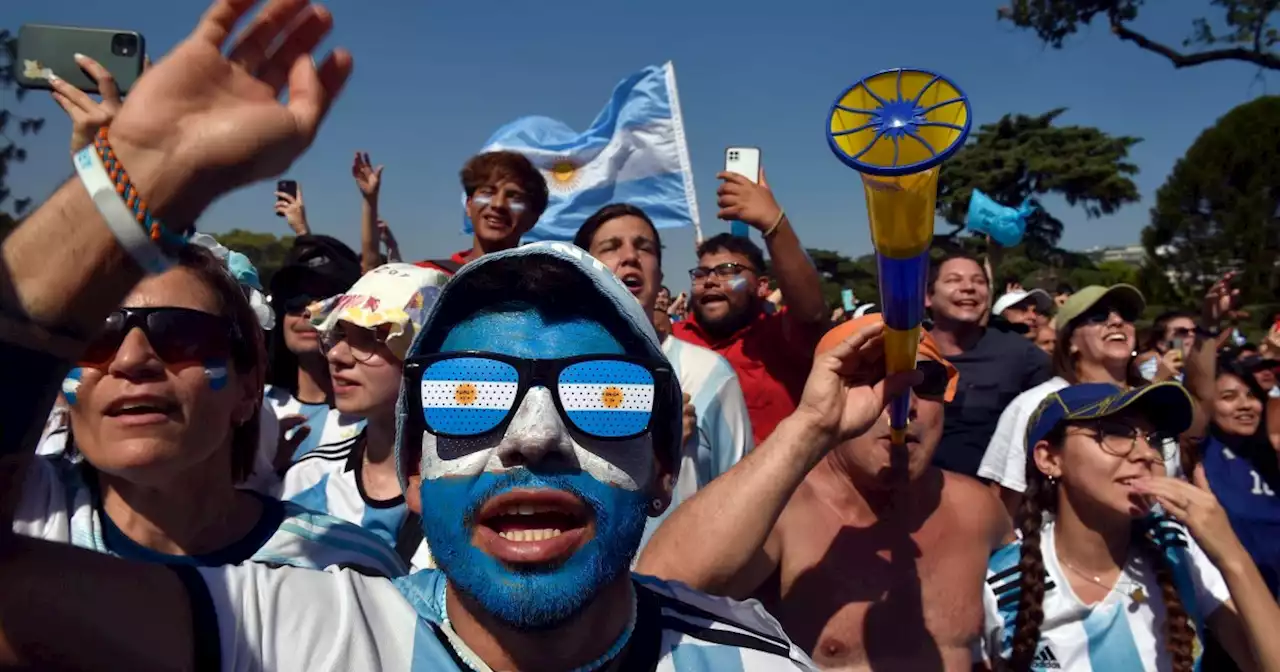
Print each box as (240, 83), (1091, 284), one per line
(672, 309), (822, 444)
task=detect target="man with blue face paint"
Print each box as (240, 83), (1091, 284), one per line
(0, 241), (818, 670)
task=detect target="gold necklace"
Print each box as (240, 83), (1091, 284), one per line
(1059, 557), (1147, 604)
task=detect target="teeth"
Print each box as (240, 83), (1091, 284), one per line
(501, 504), (558, 516)
(498, 529), (563, 542)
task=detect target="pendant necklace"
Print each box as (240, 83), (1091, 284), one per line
(1060, 558), (1147, 604)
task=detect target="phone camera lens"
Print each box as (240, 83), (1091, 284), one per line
(111, 33), (139, 57)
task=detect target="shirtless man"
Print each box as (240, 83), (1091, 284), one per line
(638, 315), (1010, 670)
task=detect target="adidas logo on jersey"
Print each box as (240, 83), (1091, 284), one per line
(1031, 646), (1061, 670)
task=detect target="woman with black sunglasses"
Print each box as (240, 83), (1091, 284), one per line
(282, 263), (450, 571)
(11, 247), (406, 576)
(977, 382), (1280, 672)
(980, 285), (1195, 518)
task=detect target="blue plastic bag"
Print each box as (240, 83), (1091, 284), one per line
(966, 189), (1033, 247)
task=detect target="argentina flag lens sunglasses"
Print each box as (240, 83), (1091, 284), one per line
(404, 352), (671, 441)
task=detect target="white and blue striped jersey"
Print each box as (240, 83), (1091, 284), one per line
(265, 385), (366, 462)
(282, 427), (433, 571)
(639, 337), (753, 552)
(13, 455), (407, 577)
(979, 517), (1230, 671)
(186, 564), (818, 671)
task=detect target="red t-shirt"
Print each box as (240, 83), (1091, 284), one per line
(671, 309), (822, 444)
(414, 249), (472, 275)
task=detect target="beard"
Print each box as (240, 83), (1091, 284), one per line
(419, 468), (649, 630)
(692, 299), (758, 340)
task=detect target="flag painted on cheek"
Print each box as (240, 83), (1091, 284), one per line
(203, 358), (228, 391)
(62, 367), (84, 406)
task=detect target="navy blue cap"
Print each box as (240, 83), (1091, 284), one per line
(1025, 382), (1194, 447)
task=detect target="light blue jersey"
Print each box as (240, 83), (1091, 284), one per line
(282, 427), (433, 571)
(14, 455), (407, 577)
(189, 564), (818, 670)
(638, 336), (753, 552)
(979, 517), (1229, 671)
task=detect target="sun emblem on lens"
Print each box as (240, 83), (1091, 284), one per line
(547, 157), (581, 194)
(601, 386), (624, 409)
(455, 383), (478, 406)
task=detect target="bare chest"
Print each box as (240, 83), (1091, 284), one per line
(767, 508), (987, 670)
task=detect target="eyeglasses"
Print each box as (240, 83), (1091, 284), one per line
(79, 307), (239, 369)
(1169, 327), (1195, 339)
(1078, 301), (1139, 325)
(1075, 419), (1175, 460)
(404, 351), (673, 440)
(281, 295), (318, 316)
(689, 262), (755, 281)
(321, 323), (394, 363)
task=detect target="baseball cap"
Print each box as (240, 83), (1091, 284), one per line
(816, 314), (960, 402)
(309, 263), (451, 361)
(1055, 284), (1145, 332)
(269, 234), (362, 300)
(1025, 382), (1193, 447)
(394, 241), (683, 486)
(993, 288), (1052, 317)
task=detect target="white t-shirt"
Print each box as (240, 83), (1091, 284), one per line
(187, 565), (819, 671)
(978, 377), (1184, 493)
(978, 377), (1068, 493)
(979, 517), (1230, 671)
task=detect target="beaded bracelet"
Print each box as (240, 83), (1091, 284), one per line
(91, 127), (190, 257)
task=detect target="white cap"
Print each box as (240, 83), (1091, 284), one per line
(993, 289), (1052, 316)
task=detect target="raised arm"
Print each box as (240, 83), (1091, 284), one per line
(0, 0), (351, 666)
(351, 151), (383, 273)
(715, 169), (826, 325)
(636, 323), (918, 596)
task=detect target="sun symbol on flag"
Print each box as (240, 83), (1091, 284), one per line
(601, 386), (624, 409)
(547, 158), (581, 194)
(455, 383), (478, 406)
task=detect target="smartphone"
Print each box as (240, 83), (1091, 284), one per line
(276, 180), (298, 217)
(841, 289), (856, 313)
(725, 147), (762, 183)
(16, 24), (145, 94)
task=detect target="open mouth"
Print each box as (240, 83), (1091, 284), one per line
(104, 395), (180, 425)
(1235, 413), (1259, 424)
(480, 213), (511, 230)
(952, 299), (980, 310)
(1104, 333), (1128, 343)
(618, 274), (644, 296)
(473, 488), (592, 565)
(699, 292), (728, 306)
(332, 374), (360, 394)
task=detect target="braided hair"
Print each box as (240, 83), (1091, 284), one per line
(1004, 424), (1196, 672)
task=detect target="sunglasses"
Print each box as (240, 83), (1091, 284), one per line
(322, 323), (394, 363)
(79, 307), (240, 369)
(1078, 301), (1138, 325)
(281, 294), (318, 315)
(404, 351), (673, 441)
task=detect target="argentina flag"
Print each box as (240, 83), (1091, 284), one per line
(467, 62), (700, 242)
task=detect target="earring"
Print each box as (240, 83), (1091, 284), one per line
(1048, 475), (1059, 485)
(648, 498), (665, 514)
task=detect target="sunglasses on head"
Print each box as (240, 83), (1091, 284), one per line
(1078, 301), (1138, 325)
(79, 307), (240, 369)
(405, 351), (673, 441)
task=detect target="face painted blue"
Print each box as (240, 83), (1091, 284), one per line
(62, 367), (84, 406)
(203, 358), (228, 391)
(423, 305), (648, 629)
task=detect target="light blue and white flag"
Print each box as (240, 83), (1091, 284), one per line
(467, 62), (700, 242)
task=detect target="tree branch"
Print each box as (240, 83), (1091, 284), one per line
(1109, 16), (1280, 70)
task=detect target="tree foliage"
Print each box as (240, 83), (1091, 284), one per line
(1142, 95), (1280, 305)
(0, 29), (44, 218)
(213, 229), (295, 289)
(998, 0), (1280, 70)
(807, 248), (879, 309)
(936, 108), (1141, 257)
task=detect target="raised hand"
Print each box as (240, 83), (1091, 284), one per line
(716, 168), (783, 231)
(352, 151), (383, 199)
(274, 184), (309, 235)
(49, 54), (127, 154)
(105, 0), (354, 228)
(792, 323), (920, 446)
(1134, 468), (1248, 568)
(1202, 272), (1240, 328)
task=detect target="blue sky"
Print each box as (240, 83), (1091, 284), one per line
(4, 0), (1275, 286)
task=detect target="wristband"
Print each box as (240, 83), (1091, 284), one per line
(73, 129), (187, 274)
(763, 210), (786, 239)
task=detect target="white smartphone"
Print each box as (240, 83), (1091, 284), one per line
(724, 147), (761, 183)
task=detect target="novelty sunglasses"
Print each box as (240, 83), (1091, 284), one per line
(404, 351), (674, 441)
(79, 307), (241, 369)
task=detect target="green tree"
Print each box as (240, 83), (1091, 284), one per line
(807, 248), (879, 309)
(1142, 95), (1280, 305)
(936, 109), (1141, 257)
(998, 1), (1280, 70)
(214, 229), (295, 289)
(0, 29), (45, 221)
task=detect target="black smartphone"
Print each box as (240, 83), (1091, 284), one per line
(16, 24), (145, 94)
(276, 180), (297, 217)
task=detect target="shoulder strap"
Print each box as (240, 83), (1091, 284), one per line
(396, 511), (425, 566)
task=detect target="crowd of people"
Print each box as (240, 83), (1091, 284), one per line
(0, 1), (1278, 670)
